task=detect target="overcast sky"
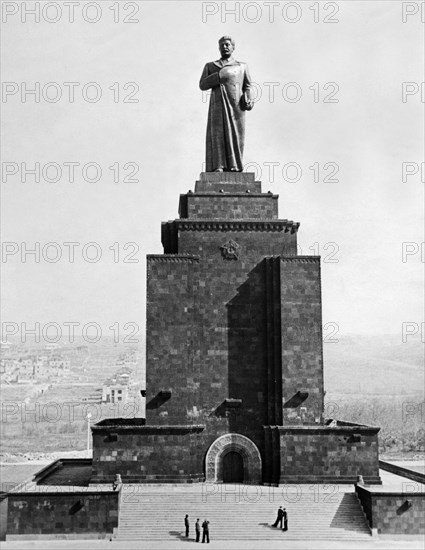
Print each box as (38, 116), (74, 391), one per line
(1, 0), (424, 344)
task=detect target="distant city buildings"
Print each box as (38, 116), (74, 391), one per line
(1, 345), (143, 414)
(1, 351), (72, 383)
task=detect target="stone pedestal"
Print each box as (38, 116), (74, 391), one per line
(90, 172), (381, 485)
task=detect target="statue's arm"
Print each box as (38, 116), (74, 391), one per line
(241, 63), (254, 110)
(242, 63), (253, 99)
(199, 64), (220, 91)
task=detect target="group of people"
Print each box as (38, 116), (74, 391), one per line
(183, 507), (287, 541)
(272, 506), (288, 531)
(184, 515), (210, 543)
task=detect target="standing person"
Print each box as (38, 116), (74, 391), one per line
(112, 473), (122, 491)
(195, 518), (201, 542)
(272, 506), (284, 528)
(184, 514), (189, 537)
(283, 508), (288, 531)
(202, 519), (210, 543)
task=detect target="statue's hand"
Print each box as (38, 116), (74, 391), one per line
(241, 95), (254, 111)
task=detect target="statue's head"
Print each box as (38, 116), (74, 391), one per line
(218, 36), (235, 58)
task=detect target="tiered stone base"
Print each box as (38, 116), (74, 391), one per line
(91, 420), (205, 483)
(264, 422), (382, 485)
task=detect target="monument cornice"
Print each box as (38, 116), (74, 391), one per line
(280, 256), (320, 263)
(180, 193), (279, 198)
(265, 255), (320, 263)
(147, 254), (200, 263)
(166, 219), (300, 234)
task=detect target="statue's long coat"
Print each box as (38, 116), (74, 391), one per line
(199, 58), (252, 172)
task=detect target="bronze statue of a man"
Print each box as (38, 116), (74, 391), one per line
(199, 36), (253, 172)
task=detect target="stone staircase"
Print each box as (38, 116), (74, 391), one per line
(115, 484), (371, 541)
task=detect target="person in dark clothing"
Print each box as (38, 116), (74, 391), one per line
(195, 518), (201, 542)
(184, 514), (189, 537)
(272, 506), (284, 528)
(112, 473), (122, 491)
(202, 519), (210, 543)
(283, 508), (288, 531)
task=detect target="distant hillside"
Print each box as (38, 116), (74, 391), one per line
(324, 334), (424, 396)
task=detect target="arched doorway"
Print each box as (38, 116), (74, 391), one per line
(223, 451), (244, 483)
(205, 433), (262, 484)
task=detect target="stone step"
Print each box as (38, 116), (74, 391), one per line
(117, 535), (371, 540)
(118, 521), (366, 524)
(120, 504), (365, 511)
(123, 512), (364, 516)
(116, 528), (370, 540)
(119, 523), (369, 529)
(127, 498), (361, 502)
(115, 528), (370, 540)
(119, 496), (359, 503)
(121, 515), (366, 520)
(121, 499), (364, 511)
(122, 512), (364, 517)
(120, 519), (367, 524)
(121, 504), (357, 510)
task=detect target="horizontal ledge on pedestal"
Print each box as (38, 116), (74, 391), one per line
(7, 489), (117, 496)
(263, 424), (380, 434)
(264, 255), (321, 263)
(279, 255), (321, 263)
(356, 485), (423, 495)
(92, 424), (206, 434)
(180, 193), (278, 198)
(147, 254), (200, 263)
(163, 219), (300, 233)
(278, 475), (381, 485)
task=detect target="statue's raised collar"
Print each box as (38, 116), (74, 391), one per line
(213, 57), (239, 68)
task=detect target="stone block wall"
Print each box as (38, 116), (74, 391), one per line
(178, 193), (278, 219)
(91, 426), (206, 482)
(356, 485), (425, 535)
(280, 257), (324, 424)
(278, 425), (381, 483)
(146, 255), (201, 424)
(6, 492), (118, 538)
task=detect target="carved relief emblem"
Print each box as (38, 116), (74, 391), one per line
(220, 239), (240, 260)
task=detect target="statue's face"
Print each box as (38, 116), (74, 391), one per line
(219, 39), (234, 58)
